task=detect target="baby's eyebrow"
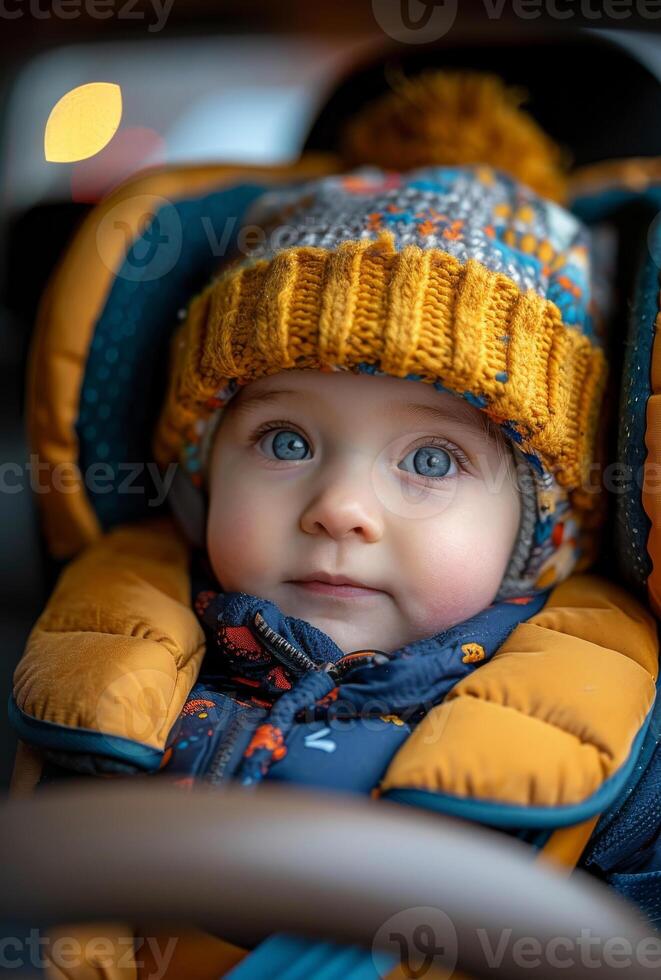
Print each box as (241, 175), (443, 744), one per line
(390, 400), (484, 431)
(229, 388), (299, 418)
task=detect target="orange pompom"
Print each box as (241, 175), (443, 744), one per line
(341, 70), (569, 203)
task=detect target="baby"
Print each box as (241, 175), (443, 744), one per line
(158, 161), (603, 689)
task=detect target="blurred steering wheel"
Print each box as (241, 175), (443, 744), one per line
(0, 780), (658, 979)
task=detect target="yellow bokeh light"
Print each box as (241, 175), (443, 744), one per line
(44, 82), (123, 163)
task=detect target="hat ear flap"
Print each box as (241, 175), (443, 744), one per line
(168, 465), (207, 549)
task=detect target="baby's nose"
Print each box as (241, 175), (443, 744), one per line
(299, 457), (383, 542)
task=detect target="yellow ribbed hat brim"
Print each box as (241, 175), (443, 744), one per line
(154, 232), (606, 496)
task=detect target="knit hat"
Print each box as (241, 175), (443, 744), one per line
(154, 72), (609, 596)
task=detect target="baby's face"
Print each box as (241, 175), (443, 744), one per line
(206, 370), (521, 654)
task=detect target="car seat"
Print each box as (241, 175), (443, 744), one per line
(6, 28), (661, 980)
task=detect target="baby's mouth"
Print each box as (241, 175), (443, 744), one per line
(286, 573), (385, 599)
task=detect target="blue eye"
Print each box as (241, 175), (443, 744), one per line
(266, 429), (310, 461)
(399, 446), (455, 479)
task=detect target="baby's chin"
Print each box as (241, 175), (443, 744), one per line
(273, 586), (410, 655)
(306, 616), (379, 655)
(281, 601), (466, 655)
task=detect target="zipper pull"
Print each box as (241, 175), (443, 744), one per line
(324, 649), (391, 681)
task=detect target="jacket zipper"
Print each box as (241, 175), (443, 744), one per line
(206, 621), (393, 783)
(206, 713), (248, 785)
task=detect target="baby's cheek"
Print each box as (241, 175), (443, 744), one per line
(414, 552), (491, 633)
(402, 497), (514, 633)
(206, 487), (269, 589)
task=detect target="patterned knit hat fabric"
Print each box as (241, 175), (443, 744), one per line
(155, 86), (609, 597)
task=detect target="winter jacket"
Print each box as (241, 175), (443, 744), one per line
(10, 517), (661, 977)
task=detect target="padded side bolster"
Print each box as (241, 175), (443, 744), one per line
(380, 574), (658, 813)
(523, 574), (659, 679)
(12, 517), (205, 753)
